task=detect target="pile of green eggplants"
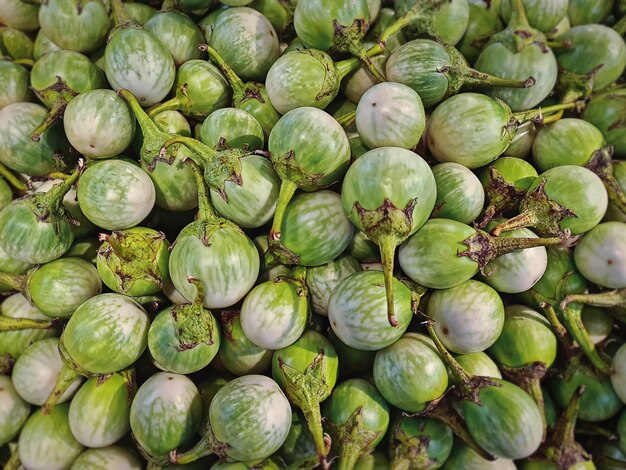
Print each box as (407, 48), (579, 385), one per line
(2, 0), (626, 468)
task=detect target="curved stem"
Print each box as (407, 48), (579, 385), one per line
(560, 289), (626, 311)
(541, 110), (564, 125)
(559, 303), (612, 375)
(160, 135), (214, 166)
(614, 15), (626, 36)
(490, 210), (539, 236)
(199, 44), (245, 96)
(0, 315), (58, 331)
(0, 162), (27, 191)
(0, 272), (25, 292)
(425, 322), (472, 390)
(169, 430), (216, 465)
(348, 42), (385, 83)
(335, 57), (362, 81)
(42, 361), (79, 415)
(379, 234), (399, 327)
(336, 110), (356, 129)
(188, 159), (216, 220)
(41, 160), (83, 209)
(187, 276), (206, 306)
(147, 97), (182, 118)
(546, 38), (572, 49)
(3, 443), (21, 470)
(269, 179), (297, 242)
(513, 102), (578, 125)
(118, 89), (160, 136)
(462, 69), (535, 89)
(542, 304), (570, 347)
(31, 102), (68, 143)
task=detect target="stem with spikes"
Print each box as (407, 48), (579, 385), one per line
(513, 102), (579, 125)
(561, 289), (626, 311)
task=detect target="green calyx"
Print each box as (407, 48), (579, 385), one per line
(458, 229), (564, 274)
(97, 229), (170, 295)
(31, 77), (78, 142)
(109, 0), (141, 35)
(485, 0), (549, 54)
(389, 422), (439, 470)
(327, 406), (383, 470)
(585, 146), (626, 217)
(161, 135), (244, 202)
(557, 66), (601, 104)
(490, 178), (576, 237)
(276, 353), (332, 463)
(170, 277), (218, 351)
(476, 166), (528, 229)
(352, 197), (416, 327)
(379, 0), (451, 46)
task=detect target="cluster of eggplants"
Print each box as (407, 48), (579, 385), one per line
(2, 0), (626, 469)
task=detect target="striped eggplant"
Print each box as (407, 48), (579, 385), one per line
(30, 50), (107, 140)
(218, 310), (273, 376)
(341, 42), (389, 105)
(248, 0), (295, 35)
(581, 306), (613, 345)
(0, 375), (30, 446)
(0, 243), (32, 292)
(278, 190), (353, 266)
(144, 10), (205, 66)
(39, 0), (108, 52)
(0, 0), (40, 31)
(0, 177), (10, 213)
(124, 2), (156, 25)
(63, 89), (136, 159)
(0, 166), (80, 264)
(347, 230), (379, 263)
(279, 410), (318, 466)
(477, 157), (538, 228)
(265, 49), (365, 114)
(306, 254), (362, 316)
(386, 38), (534, 109)
(355, 82), (425, 149)
(267, 107), (350, 263)
(42, 294), (149, 412)
(68, 370), (135, 447)
(490, 166), (608, 237)
(475, 0), (557, 111)
(568, 0), (613, 26)
(151, 110), (191, 137)
(203, 44), (280, 137)
(323, 378), (390, 470)
(503, 120), (537, 158)
(77, 159), (156, 230)
(97, 227), (170, 297)
(574, 221), (626, 289)
(327, 329), (376, 379)
(70, 446), (143, 470)
(431, 162), (485, 224)
(240, 270), (309, 350)
(209, 7), (280, 81)
(389, 415), (453, 469)
(159, 133), (281, 228)
(0, 60), (30, 109)
(12, 338), (82, 406)
(488, 304), (557, 369)
(172, 375), (291, 464)
(147, 60), (231, 120)
(612, 344), (626, 404)
(427, 280), (505, 354)
(583, 88), (626, 159)
(119, 89), (198, 212)
(3, 256), (101, 318)
(479, 224), (548, 294)
(328, 270), (414, 351)
(148, 279), (220, 374)
(130, 372), (202, 461)
(341, 146), (436, 325)
(272, 330), (339, 461)
(550, 356), (622, 422)
(533, 119), (626, 216)
(19, 403), (84, 470)
(0, 26), (34, 60)
(0, 102), (69, 176)
(199, 108), (264, 151)
(427, 324), (543, 461)
(168, 163), (260, 309)
(33, 178), (96, 238)
(105, 0), (176, 107)
(556, 25), (626, 95)
(392, 0), (470, 46)
(373, 333), (448, 412)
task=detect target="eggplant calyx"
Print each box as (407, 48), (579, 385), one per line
(326, 406), (382, 470)
(389, 421), (439, 469)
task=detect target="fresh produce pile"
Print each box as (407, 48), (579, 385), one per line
(2, 0), (626, 468)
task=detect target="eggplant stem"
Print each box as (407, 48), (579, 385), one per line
(541, 304), (570, 347)
(268, 179), (298, 245)
(200, 44), (245, 95)
(31, 102), (67, 142)
(0, 162), (27, 191)
(187, 159), (217, 220)
(0, 315), (58, 331)
(560, 289), (626, 311)
(147, 97), (181, 118)
(42, 361), (79, 415)
(379, 234), (399, 327)
(490, 210), (539, 236)
(118, 88), (161, 136)
(462, 70), (535, 89)
(425, 321), (472, 389)
(513, 101), (578, 125)
(614, 15), (626, 36)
